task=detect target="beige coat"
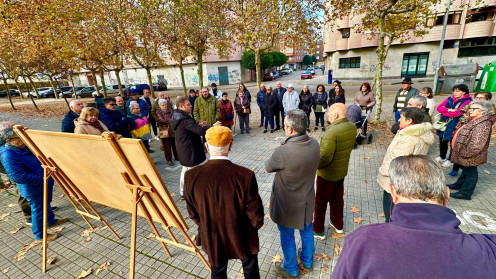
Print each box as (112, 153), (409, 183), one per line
(74, 119), (109, 135)
(377, 122), (435, 192)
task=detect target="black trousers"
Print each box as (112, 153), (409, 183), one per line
(453, 166), (478, 196)
(275, 108), (284, 129)
(211, 254), (260, 279)
(439, 138), (451, 160)
(383, 190), (394, 223)
(149, 116), (158, 136)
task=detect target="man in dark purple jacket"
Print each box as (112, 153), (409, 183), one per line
(332, 155), (496, 279)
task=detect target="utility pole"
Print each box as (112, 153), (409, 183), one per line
(432, 0), (452, 94)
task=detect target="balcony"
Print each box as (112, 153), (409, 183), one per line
(463, 20), (495, 39)
(335, 38), (349, 50)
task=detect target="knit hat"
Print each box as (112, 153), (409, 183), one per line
(205, 126), (233, 147)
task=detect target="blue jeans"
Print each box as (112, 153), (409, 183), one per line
(277, 222), (315, 276)
(259, 107), (265, 125)
(25, 188), (56, 240)
(264, 116), (274, 130)
(394, 110), (401, 122)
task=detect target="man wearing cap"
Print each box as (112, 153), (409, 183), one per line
(393, 77), (419, 122)
(209, 83), (223, 101)
(184, 126), (264, 279)
(266, 109), (320, 278)
(282, 84), (300, 115)
(125, 90), (149, 117)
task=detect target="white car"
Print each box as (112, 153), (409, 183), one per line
(29, 87), (52, 98)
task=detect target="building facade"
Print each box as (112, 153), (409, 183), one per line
(324, 0), (496, 80)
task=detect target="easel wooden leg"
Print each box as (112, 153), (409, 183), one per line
(42, 167), (48, 272)
(129, 187), (139, 279)
(81, 200), (120, 239)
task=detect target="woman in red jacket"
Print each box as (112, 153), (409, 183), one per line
(219, 92), (234, 129)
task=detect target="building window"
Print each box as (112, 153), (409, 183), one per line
(458, 37), (496, 57)
(339, 57), (360, 68)
(466, 6), (496, 23)
(339, 28), (350, 39)
(401, 53), (429, 77)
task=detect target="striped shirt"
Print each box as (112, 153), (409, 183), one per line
(397, 91), (408, 110)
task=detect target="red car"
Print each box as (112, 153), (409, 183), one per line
(301, 71), (313, 79)
(263, 72), (274, 81)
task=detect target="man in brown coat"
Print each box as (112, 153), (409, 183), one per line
(184, 126), (264, 279)
(266, 109), (320, 278)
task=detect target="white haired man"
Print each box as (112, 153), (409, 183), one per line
(184, 126), (264, 279)
(332, 155), (496, 278)
(61, 99), (84, 133)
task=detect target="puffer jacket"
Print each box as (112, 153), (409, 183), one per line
(256, 90), (266, 108)
(0, 144), (54, 198)
(317, 118), (357, 182)
(378, 122), (435, 192)
(171, 109), (209, 167)
(451, 115), (494, 167)
(299, 91), (314, 113)
(436, 94), (472, 140)
(193, 95), (220, 126)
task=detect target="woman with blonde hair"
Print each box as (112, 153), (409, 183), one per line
(74, 107), (108, 135)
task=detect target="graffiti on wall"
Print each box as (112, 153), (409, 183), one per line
(207, 69), (242, 84)
(208, 74), (219, 82)
(358, 62), (392, 73)
(432, 60), (453, 71)
(229, 70), (241, 83)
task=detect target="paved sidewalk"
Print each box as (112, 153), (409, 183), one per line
(0, 91), (495, 278)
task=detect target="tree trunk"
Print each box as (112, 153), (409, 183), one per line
(23, 76), (39, 111)
(91, 69), (100, 96)
(374, 15), (386, 123)
(68, 73), (77, 99)
(2, 78), (15, 110)
(27, 75), (40, 98)
(196, 50), (204, 88)
(179, 58), (187, 96)
(115, 69), (124, 96)
(145, 67), (156, 98)
(99, 68), (107, 97)
(255, 48), (261, 91)
(48, 76), (59, 100)
(14, 80), (24, 99)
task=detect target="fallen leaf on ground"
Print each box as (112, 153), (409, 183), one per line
(363, 156), (371, 159)
(297, 259), (308, 275)
(47, 257), (57, 265)
(95, 261), (110, 275)
(350, 206), (360, 213)
(236, 268), (244, 278)
(14, 241), (39, 261)
(0, 213), (10, 222)
(354, 217), (364, 224)
(331, 231), (345, 239)
(179, 198), (185, 202)
(76, 268), (92, 279)
(10, 226), (24, 234)
(265, 203), (270, 208)
(250, 134), (256, 137)
(170, 193), (176, 197)
(58, 194), (65, 198)
(364, 180), (368, 184)
(322, 264), (329, 272)
(2, 268), (8, 274)
(7, 203), (16, 208)
(313, 253), (321, 261)
(251, 167), (256, 171)
(367, 212), (371, 217)
(334, 243), (342, 256)
(378, 212), (385, 217)
(269, 148), (274, 151)
(81, 228), (93, 238)
(256, 158), (262, 161)
(265, 213), (271, 220)
(271, 254), (283, 263)
(143, 233), (155, 241)
(84, 237), (91, 242)
(95, 225), (107, 231)
(52, 226), (64, 233)
(321, 252), (331, 261)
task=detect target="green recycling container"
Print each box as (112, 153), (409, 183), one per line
(475, 61), (496, 93)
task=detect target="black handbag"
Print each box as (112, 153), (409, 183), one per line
(225, 113), (234, 120)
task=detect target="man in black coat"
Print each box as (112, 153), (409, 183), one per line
(274, 81), (287, 130)
(61, 100), (84, 133)
(171, 96), (220, 197)
(99, 97), (134, 138)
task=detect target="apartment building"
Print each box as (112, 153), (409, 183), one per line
(324, 0), (496, 80)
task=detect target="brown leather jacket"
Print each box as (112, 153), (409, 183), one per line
(154, 107), (174, 137)
(451, 114), (494, 167)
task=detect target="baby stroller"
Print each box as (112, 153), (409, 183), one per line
(347, 104), (373, 148)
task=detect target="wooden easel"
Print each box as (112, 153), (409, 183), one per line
(13, 126), (210, 278)
(14, 126), (120, 273)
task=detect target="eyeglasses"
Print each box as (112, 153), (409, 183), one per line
(108, 103), (117, 106)
(468, 107), (481, 111)
(474, 97), (485, 100)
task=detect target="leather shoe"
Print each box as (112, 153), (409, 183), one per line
(263, 130), (268, 133)
(450, 192), (471, 200)
(274, 262), (299, 278)
(447, 184), (461, 190)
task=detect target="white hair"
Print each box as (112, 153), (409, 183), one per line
(207, 143), (230, 155)
(69, 100), (81, 109)
(129, 101), (139, 109)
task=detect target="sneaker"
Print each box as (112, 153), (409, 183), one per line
(263, 130), (268, 133)
(25, 218), (32, 226)
(442, 160), (453, 168)
(313, 127), (318, 131)
(259, 124), (263, 127)
(297, 248), (313, 271)
(155, 136), (159, 141)
(34, 233), (59, 244)
(270, 130), (274, 133)
(448, 170), (459, 176)
(329, 221), (344, 234)
(48, 218), (68, 229)
(313, 231), (326, 240)
(435, 156), (445, 163)
(274, 262), (299, 278)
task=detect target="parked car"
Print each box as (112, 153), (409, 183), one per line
(263, 72), (274, 81)
(0, 89), (20, 97)
(29, 87), (53, 98)
(301, 71), (313, 80)
(280, 68), (290, 75)
(153, 81), (167, 91)
(92, 84), (126, 97)
(74, 86), (97, 98)
(128, 84), (150, 95)
(59, 86), (85, 98)
(43, 88), (61, 98)
(307, 67), (315, 75)
(272, 71), (280, 79)
(319, 65), (325, 69)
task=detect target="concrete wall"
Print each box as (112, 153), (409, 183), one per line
(326, 43), (496, 80)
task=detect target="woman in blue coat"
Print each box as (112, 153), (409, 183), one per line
(0, 127), (66, 242)
(313, 84), (328, 131)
